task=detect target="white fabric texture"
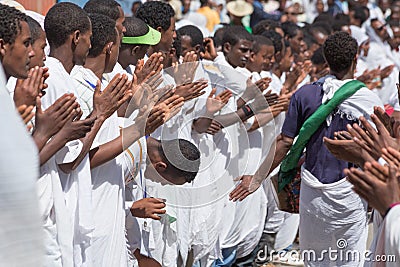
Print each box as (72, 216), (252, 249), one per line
(300, 167), (368, 267)
(0, 64), (43, 266)
(42, 56), (94, 266)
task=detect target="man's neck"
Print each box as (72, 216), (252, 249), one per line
(84, 57), (106, 80)
(273, 67), (283, 78)
(49, 46), (75, 74)
(331, 69), (354, 80)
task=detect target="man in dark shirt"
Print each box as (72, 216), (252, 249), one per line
(230, 32), (383, 266)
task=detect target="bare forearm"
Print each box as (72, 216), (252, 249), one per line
(214, 108), (250, 128)
(32, 131), (51, 152)
(89, 124), (142, 169)
(252, 134), (293, 184)
(58, 115), (104, 173)
(193, 116), (213, 133)
(39, 134), (68, 166)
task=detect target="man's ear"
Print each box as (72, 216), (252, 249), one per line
(156, 26), (163, 33)
(194, 44), (201, 54)
(275, 51), (282, 63)
(0, 39), (7, 58)
(223, 42), (231, 54)
(104, 42), (114, 55)
(249, 51), (256, 62)
(73, 30), (81, 46)
(154, 162), (168, 173)
(131, 45), (140, 56)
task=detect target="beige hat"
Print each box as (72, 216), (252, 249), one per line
(0, 0), (25, 11)
(226, 0), (253, 17)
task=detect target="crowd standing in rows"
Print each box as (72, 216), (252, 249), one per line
(1, 0), (400, 266)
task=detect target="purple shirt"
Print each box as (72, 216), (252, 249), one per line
(281, 79), (357, 184)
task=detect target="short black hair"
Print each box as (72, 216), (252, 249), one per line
(0, 3), (27, 44)
(222, 25), (253, 47)
(45, 2), (91, 49)
(213, 26), (226, 48)
(261, 30), (283, 54)
(252, 19), (281, 35)
(353, 6), (369, 25)
(120, 16), (149, 50)
(281, 21), (300, 38)
(177, 25), (204, 47)
(334, 13), (350, 25)
(26, 16), (43, 44)
(323, 31), (357, 73)
(88, 13), (117, 57)
(173, 31), (182, 58)
(311, 46), (325, 65)
(136, 1), (175, 31)
(84, 0), (121, 21)
(310, 21), (332, 35)
(252, 35), (274, 54)
(159, 139), (201, 183)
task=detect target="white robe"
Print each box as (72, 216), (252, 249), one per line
(71, 65), (129, 267)
(42, 57), (94, 267)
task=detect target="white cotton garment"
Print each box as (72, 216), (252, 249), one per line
(300, 167), (368, 267)
(42, 57), (95, 266)
(0, 64), (44, 266)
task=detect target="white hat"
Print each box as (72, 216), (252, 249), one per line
(226, 0), (253, 17)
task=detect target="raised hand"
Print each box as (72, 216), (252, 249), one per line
(134, 52), (164, 85)
(206, 120), (222, 135)
(380, 64), (395, 80)
(206, 88), (232, 115)
(174, 79), (208, 102)
(347, 115), (400, 160)
(200, 37), (217, 61)
(13, 66), (44, 107)
(171, 51), (199, 85)
(17, 104), (35, 127)
(58, 109), (96, 142)
(382, 147), (400, 171)
(345, 162), (400, 216)
(92, 74), (133, 120)
(33, 94), (80, 150)
(130, 198), (166, 220)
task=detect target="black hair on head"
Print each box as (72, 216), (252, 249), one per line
(332, 19), (349, 32)
(213, 26), (226, 47)
(311, 21), (332, 35)
(281, 21), (300, 38)
(252, 35), (274, 54)
(178, 25), (204, 47)
(252, 19), (281, 35)
(88, 13), (117, 57)
(313, 12), (334, 24)
(0, 3), (27, 44)
(26, 16), (43, 44)
(158, 139), (201, 183)
(124, 16), (149, 37)
(84, 0), (121, 21)
(334, 13), (350, 25)
(222, 25), (253, 47)
(323, 31), (357, 73)
(353, 6), (369, 25)
(45, 2), (90, 49)
(311, 46), (325, 65)
(136, 1), (175, 31)
(261, 30), (282, 54)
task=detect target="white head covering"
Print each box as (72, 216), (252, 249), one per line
(350, 25), (369, 46)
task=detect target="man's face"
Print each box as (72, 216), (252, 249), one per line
(289, 29), (306, 54)
(159, 17), (176, 52)
(116, 6), (126, 38)
(372, 20), (390, 41)
(280, 46), (294, 72)
(105, 28), (120, 73)
(29, 30), (47, 68)
(180, 35), (195, 57)
(225, 39), (252, 68)
(251, 44), (275, 72)
(392, 27), (400, 48)
(73, 21), (92, 66)
(1, 21), (35, 79)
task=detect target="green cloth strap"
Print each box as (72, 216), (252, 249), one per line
(277, 79), (366, 192)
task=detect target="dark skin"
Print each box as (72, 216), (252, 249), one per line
(230, 56), (359, 201)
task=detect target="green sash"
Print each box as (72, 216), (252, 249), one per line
(277, 80), (366, 192)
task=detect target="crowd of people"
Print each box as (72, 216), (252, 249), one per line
(1, 0), (400, 266)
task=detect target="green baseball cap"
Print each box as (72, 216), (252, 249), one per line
(122, 25), (161, 46)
